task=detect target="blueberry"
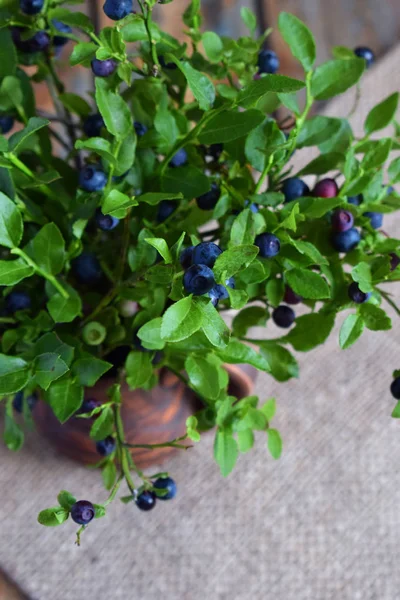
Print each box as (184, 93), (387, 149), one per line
(169, 148), (188, 168)
(52, 20), (72, 46)
(331, 209), (354, 232)
(20, 0), (43, 15)
(79, 165), (107, 192)
(72, 252), (103, 284)
(134, 122), (148, 137)
(13, 391), (38, 413)
(196, 183), (221, 210)
(281, 178), (310, 203)
(272, 305), (295, 328)
(313, 178), (339, 198)
(183, 264), (215, 296)
(95, 209), (119, 231)
(390, 253), (400, 271)
(135, 490), (156, 511)
(192, 242), (222, 268)
(363, 211), (383, 230)
(153, 476), (177, 500)
(103, 0), (133, 20)
(208, 284), (229, 307)
(96, 436), (116, 457)
(70, 500), (95, 525)
(0, 115), (14, 134)
(12, 29), (50, 53)
(257, 49), (279, 74)
(283, 286), (302, 305)
(348, 282), (371, 304)
(332, 228), (361, 253)
(159, 55), (177, 70)
(91, 58), (117, 77)
(348, 194), (363, 206)
(77, 398), (101, 415)
(83, 113), (105, 138)
(391, 377), (400, 400)
(6, 291), (31, 313)
(386, 186), (395, 195)
(207, 143), (223, 160)
(255, 233), (280, 258)
(180, 246), (194, 270)
(354, 46), (375, 68)
(157, 200), (178, 222)
(226, 277), (235, 289)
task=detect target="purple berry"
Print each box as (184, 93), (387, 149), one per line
(272, 305), (295, 328)
(91, 58), (117, 77)
(257, 49), (279, 74)
(135, 490), (156, 511)
(348, 282), (371, 304)
(255, 233), (280, 258)
(96, 436), (116, 457)
(283, 286), (302, 305)
(77, 398), (101, 415)
(331, 209), (354, 232)
(390, 253), (400, 271)
(95, 209), (119, 231)
(71, 500), (95, 525)
(313, 178), (338, 198)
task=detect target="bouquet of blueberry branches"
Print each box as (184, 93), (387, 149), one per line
(0, 0), (400, 543)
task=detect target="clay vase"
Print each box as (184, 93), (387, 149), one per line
(34, 365), (257, 469)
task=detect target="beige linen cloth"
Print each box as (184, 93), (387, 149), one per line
(0, 47), (400, 600)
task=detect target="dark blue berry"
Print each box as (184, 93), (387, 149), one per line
(96, 436), (116, 457)
(159, 55), (177, 70)
(70, 500), (95, 525)
(134, 122), (148, 137)
(386, 186), (395, 195)
(77, 398), (101, 415)
(157, 200), (177, 222)
(331, 209), (354, 232)
(226, 277), (235, 289)
(207, 143), (223, 160)
(348, 282), (371, 304)
(354, 46), (374, 68)
(347, 194), (363, 206)
(363, 211), (383, 230)
(83, 113), (105, 138)
(257, 49), (279, 74)
(208, 284), (229, 307)
(72, 252), (103, 284)
(272, 305), (295, 328)
(192, 242), (222, 268)
(284, 286), (302, 305)
(169, 148), (188, 168)
(0, 115), (14, 134)
(153, 476), (177, 500)
(6, 291), (31, 313)
(180, 246), (194, 270)
(20, 0), (43, 15)
(332, 228), (361, 253)
(391, 377), (400, 400)
(91, 58), (117, 77)
(390, 253), (400, 271)
(52, 20), (72, 46)
(103, 0), (133, 20)
(255, 233), (280, 258)
(313, 178), (338, 198)
(281, 178), (310, 203)
(13, 391), (38, 413)
(183, 264), (215, 296)
(196, 183), (221, 210)
(31, 31), (50, 52)
(79, 165), (107, 192)
(13, 28), (50, 53)
(136, 490), (156, 511)
(95, 209), (119, 231)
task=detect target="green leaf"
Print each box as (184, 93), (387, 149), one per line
(260, 398), (276, 421)
(138, 192), (183, 206)
(217, 339), (270, 371)
(161, 297), (203, 343)
(195, 298), (230, 349)
(90, 407), (114, 441)
(47, 288), (82, 323)
(8, 117), (49, 154)
(102, 461), (117, 490)
(57, 491), (77, 511)
(311, 59), (365, 100)
(289, 239), (328, 266)
(182, 0), (201, 28)
(4, 403), (24, 451)
(237, 76), (305, 108)
(137, 318), (165, 350)
(0, 29), (17, 78)
(364, 92), (399, 135)
(59, 93), (91, 117)
(359, 304), (391, 331)
(278, 12), (316, 71)
(121, 17), (149, 42)
(296, 116), (344, 147)
(95, 78), (132, 139)
(237, 429), (254, 453)
(266, 278), (285, 307)
(145, 238), (172, 264)
(388, 157), (400, 184)
(172, 59), (215, 111)
(198, 110), (265, 144)
(46, 378), (83, 423)
(48, 7), (94, 31)
(339, 314), (364, 349)
(161, 165), (210, 199)
(232, 306), (267, 337)
(267, 428), (282, 459)
(392, 402), (400, 419)
(34, 353), (69, 390)
(0, 192), (22, 249)
(185, 355), (221, 399)
(362, 139), (392, 171)
(236, 406), (267, 431)
(0, 259), (34, 285)
(351, 262), (373, 293)
(259, 343), (299, 382)
(213, 244), (259, 281)
(37, 507), (69, 527)
(34, 333), (74, 366)
(125, 351), (153, 389)
(285, 268), (330, 299)
(76, 138), (115, 165)
(285, 312), (336, 351)
(72, 357), (112, 386)
(30, 223), (65, 275)
(0, 354), (29, 395)
(202, 31), (223, 62)
(70, 42), (97, 66)
(102, 189), (137, 217)
(298, 152), (343, 176)
(214, 430), (238, 476)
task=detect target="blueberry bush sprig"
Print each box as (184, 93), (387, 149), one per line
(0, 1), (399, 544)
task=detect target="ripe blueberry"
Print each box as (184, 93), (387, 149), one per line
(354, 46), (374, 68)
(20, 0), (43, 15)
(135, 490), (156, 511)
(169, 148), (188, 168)
(77, 398), (101, 415)
(91, 58), (117, 77)
(226, 277), (235, 289)
(95, 209), (119, 231)
(281, 178), (310, 203)
(348, 194), (363, 206)
(158, 55), (177, 70)
(6, 291), (31, 313)
(96, 436), (116, 457)
(71, 252), (103, 284)
(255, 233), (280, 258)
(153, 476), (177, 500)
(363, 211), (383, 230)
(12, 29), (50, 53)
(208, 284), (229, 307)
(390, 377), (400, 400)
(348, 282), (371, 304)
(103, 0), (133, 20)
(313, 178), (339, 198)
(284, 286), (302, 305)
(332, 227), (361, 252)
(196, 183), (221, 210)
(0, 115), (14, 134)
(331, 209), (354, 232)
(192, 242), (222, 268)
(257, 49), (279, 74)
(390, 253), (400, 271)
(79, 164), (107, 192)
(13, 391), (38, 413)
(157, 200), (177, 223)
(180, 246), (194, 270)
(134, 122), (148, 137)
(83, 114), (105, 138)
(272, 305), (295, 328)
(207, 143), (223, 160)
(183, 264), (215, 296)
(52, 20), (72, 46)
(70, 500), (95, 525)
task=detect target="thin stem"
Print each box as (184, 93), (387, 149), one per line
(103, 474), (124, 506)
(48, 126), (71, 152)
(378, 288), (400, 317)
(113, 404), (136, 493)
(75, 525), (86, 546)
(137, 0), (159, 73)
(124, 434), (190, 451)
(254, 154), (274, 194)
(11, 248), (69, 298)
(116, 209), (131, 282)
